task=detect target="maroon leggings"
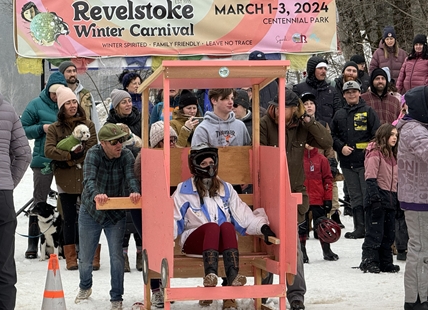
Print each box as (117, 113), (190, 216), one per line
(183, 222), (238, 255)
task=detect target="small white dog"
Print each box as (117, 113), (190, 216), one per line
(56, 124), (91, 168)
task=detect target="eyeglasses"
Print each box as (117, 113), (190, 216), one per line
(160, 137), (177, 146)
(242, 88), (252, 93)
(108, 137), (126, 146)
(233, 103), (239, 108)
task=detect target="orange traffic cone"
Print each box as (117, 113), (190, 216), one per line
(41, 254), (66, 310)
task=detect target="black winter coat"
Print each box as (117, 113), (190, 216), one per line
(293, 77), (341, 126)
(106, 106), (142, 138)
(330, 98), (380, 169)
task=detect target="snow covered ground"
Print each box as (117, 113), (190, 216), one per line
(13, 163), (405, 310)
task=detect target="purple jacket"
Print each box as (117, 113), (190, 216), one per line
(396, 56), (428, 94)
(397, 117), (428, 211)
(369, 41), (407, 82)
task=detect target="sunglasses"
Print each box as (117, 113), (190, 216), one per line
(233, 103), (239, 108)
(108, 137), (126, 146)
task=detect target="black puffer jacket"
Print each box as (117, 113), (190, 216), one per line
(106, 106), (142, 138)
(293, 77), (341, 126)
(330, 98), (380, 169)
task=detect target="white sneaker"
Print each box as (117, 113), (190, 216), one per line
(111, 300), (123, 310)
(152, 290), (164, 308)
(75, 288), (92, 303)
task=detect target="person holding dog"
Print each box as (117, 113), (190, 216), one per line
(0, 92), (31, 310)
(44, 86), (97, 270)
(75, 123), (140, 310)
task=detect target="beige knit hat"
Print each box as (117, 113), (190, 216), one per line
(111, 89), (131, 109)
(150, 121), (178, 148)
(56, 86), (77, 109)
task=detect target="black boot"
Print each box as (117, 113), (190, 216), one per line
(300, 241), (309, 263)
(223, 248), (246, 286)
(25, 215), (39, 259)
(321, 241), (339, 261)
(331, 210), (345, 228)
(359, 258), (380, 273)
(202, 249), (219, 287)
(344, 206), (365, 239)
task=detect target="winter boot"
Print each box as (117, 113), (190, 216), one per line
(343, 205), (353, 217)
(123, 253), (131, 272)
(136, 252), (143, 271)
(300, 240), (309, 263)
(321, 242), (339, 261)
(25, 215), (40, 259)
(331, 210), (345, 228)
(199, 249), (219, 307)
(223, 248), (246, 286)
(404, 296), (428, 310)
(344, 206), (365, 239)
(63, 244), (78, 270)
(92, 244), (101, 271)
(380, 263), (400, 273)
(397, 250), (407, 261)
(359, 258), (380, 273)
(290, 300), (305, 310)
(223, 298), (238, 309)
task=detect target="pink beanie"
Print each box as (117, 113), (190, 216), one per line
(56, 86), (77, 109)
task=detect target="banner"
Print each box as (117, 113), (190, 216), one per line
(14, 0), (337, 58)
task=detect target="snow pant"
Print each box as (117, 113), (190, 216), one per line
(395, 202), (409, 252)
(130, 209), (162, 291)
(122, 211), (142, 248)
(404, 210), (428, 304)
(262, 231), (306, 304)
(341, 167), (366, 211)
(32, 167), (54, 205)
(59, 193), (80, 245)
(362, 206), (395, 268)
(331, 181), (340, 213)
(0, 190), (17, 310)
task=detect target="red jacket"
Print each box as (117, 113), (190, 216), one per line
(303, 147), (333, 205)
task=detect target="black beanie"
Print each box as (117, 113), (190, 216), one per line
(350, 55), (366, 65)
(371, 68), (388, 82)
(178, 90), (198, 109)
(234, 90), (250, 109)
(413, 34), (427, 46)
(306, 56), (326, 78)
(342, 61), (358, 73)
(383, 26), (396, 40)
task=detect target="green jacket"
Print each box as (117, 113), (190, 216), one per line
(21, 72), (67, 168)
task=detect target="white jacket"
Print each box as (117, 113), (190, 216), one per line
(173, 177), (269, 248)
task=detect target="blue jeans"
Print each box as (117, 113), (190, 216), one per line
(78, 206), (126, 301)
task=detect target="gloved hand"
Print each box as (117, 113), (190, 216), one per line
(50, 160), (69, 170)
(70, 149), (84, 160)
(323, 200), (332, 213)
(261, 224), (276, 245)
(371, 201), (383, 222)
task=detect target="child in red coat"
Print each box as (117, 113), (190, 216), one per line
(304, 144), (338, 262)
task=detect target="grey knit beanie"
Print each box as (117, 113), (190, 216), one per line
(111, 89), (131, 109)
(58, 61), (76, 74)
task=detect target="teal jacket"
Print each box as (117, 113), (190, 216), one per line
(21, 72), (67, 168)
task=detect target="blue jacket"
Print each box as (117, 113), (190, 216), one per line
(21, 72), (67, 168)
